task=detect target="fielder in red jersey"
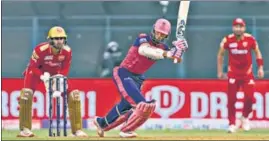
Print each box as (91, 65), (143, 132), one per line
(217, 18), (264, 133)
(18, 26), (88, 137)
(23, 42), (72, 91)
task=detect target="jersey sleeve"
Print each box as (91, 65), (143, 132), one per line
(59, 51), (72, 76)
(251, 36), (258, 50)
(132, 35), (151, 47)
(163, 44), (169, 51)
(27, 48), (43, 77)
(220, 36), (229, 49)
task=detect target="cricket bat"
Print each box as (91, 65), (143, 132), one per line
(174, 1), (190, 63)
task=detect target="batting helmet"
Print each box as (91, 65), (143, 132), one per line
(47, 26), (67, 39)
(153, 18), (171, 35)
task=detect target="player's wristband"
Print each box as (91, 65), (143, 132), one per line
(256, 58), (264, 67)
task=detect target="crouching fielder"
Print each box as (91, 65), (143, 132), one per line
(93, 18), (188, 138)
(17, 26), (87, 137)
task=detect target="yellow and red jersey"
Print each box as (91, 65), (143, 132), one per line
(23, 42), (72, 77)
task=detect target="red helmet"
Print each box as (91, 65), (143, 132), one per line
(233, 18), (246, 26)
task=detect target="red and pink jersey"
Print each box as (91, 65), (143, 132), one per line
(120, 33), (169, 74)
(221, 33), (257, 79)
(23, 42), (72, 77)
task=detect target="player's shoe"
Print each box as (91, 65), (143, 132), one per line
(227, 124), (237, 133)
(17, 127), (35, 137)
(241, 117), (251, 131)
(70, 130), (88, 137)
(93, 116), (104, 137)
(119, 131), (138, 138)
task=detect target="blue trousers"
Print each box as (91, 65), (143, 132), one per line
(97, 66), (146, 128)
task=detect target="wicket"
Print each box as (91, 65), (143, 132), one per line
(48, 75), (68, 137)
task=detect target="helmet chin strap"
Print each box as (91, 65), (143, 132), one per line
(151, 36), (160, 45)
(151, 31), (161, 45)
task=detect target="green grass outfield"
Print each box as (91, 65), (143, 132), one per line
(2, 129), (269, 140)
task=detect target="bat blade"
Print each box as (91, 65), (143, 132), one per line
(174, 1), (190, 63)
(176, 1), (190, 39)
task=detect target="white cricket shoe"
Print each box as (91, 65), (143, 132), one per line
(93, 116), (104, 137)
(17, 127), (35, 137)
(69, 130), (88, 137)
(241, 117), (251, 131)
(119, 131), (138, 138)
(227, 124), (237, 133)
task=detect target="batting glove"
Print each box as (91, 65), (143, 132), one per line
(171, 38), (188, 58)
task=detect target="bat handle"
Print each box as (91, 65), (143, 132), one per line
(173, 58), (178, 64)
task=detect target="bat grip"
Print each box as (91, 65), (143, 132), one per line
(173, 58), (178, 64)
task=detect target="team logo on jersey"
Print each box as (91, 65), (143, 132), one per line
(139, 38), (148, 44)
(243, 41), (248, 47)
(44, 55), (53, 60)
(58, 55), (65, 61)
(229, 42), (238, 48)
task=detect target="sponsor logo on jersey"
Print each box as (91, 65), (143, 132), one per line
(44, 55), (53, 60)
(231, 49), (248, 55)
(229, 42), (238, 48)
(44, 61), (61, 67)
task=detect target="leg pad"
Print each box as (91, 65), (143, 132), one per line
(19, 88), (33, 130)
(120, 102), (156, 132)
